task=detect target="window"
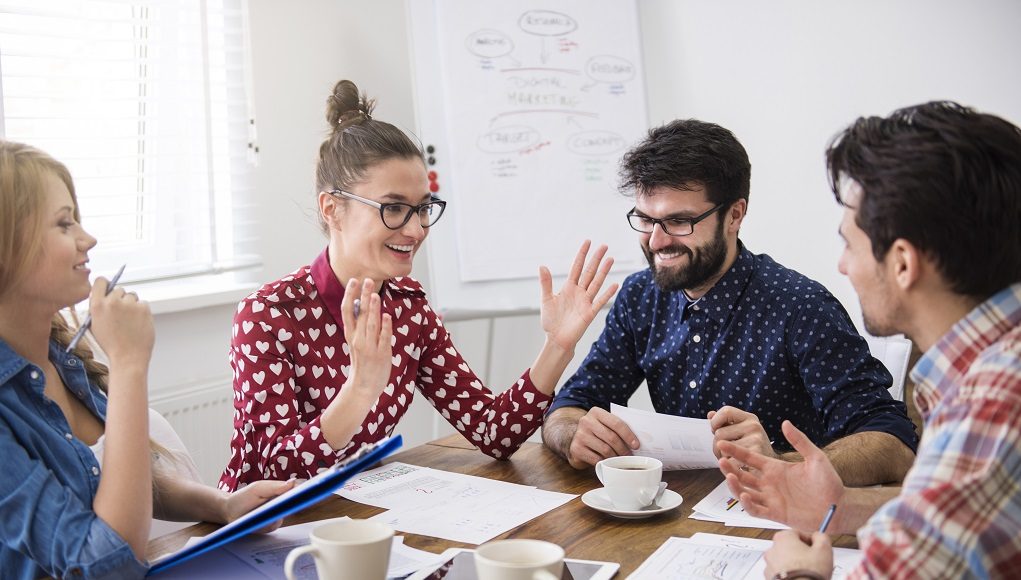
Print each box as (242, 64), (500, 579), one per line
(0, 0), (259, 284)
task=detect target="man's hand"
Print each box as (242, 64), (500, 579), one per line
(764, 530), (834, 579)
(543, 407), (640, 469)
(708, 406), (777, 459)
(718, 420), (845, 532)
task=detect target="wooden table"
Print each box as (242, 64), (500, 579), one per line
(148, 434), (856, 577)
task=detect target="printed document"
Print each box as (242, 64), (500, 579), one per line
(610, 403), (718, 469)
(689, 480), (788, 529)
(337, 462), (576, 544)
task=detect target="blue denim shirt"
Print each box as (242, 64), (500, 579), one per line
(0, 338), (148, 579)
(551, 245), (919, 452)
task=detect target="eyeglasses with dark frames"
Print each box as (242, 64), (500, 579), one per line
(328, 189), (447, 230)
(626, 203), (723, 237)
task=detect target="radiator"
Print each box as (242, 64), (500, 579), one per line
(150, 378), (235, 487)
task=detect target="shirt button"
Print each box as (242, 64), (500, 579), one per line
(689, 380), (697, 389)
(65, 433), (74, 441)
(91, 466), (100, 476)
(692, 334), (701, 343)
(67, 359), (77, 367)
(30, 370), (40, 380)
(692, 304), (700, 311)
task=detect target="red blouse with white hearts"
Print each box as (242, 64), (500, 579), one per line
(218, 249), (551, 491)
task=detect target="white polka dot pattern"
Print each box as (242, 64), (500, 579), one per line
(550, 245), (918, 452)
(219, 251), (551, 491)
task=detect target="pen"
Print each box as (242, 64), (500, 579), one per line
(66, 264), (126, 352)
(818, 503), (837, 533)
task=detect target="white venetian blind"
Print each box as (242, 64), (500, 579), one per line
(0, 0), (259, 284)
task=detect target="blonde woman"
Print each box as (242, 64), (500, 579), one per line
(0, 141), (293, 579)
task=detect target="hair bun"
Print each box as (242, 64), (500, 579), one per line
(327, 80), (376, 132)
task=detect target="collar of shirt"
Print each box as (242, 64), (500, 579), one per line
(0, 337), (106, 415)
(910, 282), (1021, 418)
(683, 243), (756, 325)
(310, 248), (426, 326)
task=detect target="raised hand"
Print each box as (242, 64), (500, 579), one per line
(339, 278), (393, 397)
(718, 420), (845, 532)
(539, 240), (619, 352)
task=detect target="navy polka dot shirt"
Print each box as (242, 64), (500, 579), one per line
(550, 244), (919, 452)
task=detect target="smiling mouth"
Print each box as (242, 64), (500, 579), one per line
(73, 261), (89, 270)
(386, 243), (414, 254)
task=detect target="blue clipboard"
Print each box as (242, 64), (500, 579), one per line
(148, 435), (403, 575)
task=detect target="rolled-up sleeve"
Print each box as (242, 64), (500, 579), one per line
(785, 293), (919, 452)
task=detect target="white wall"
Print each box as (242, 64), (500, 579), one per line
(148, 0), (1021, 484)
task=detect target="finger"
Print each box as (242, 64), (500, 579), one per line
(566, 240), (591, 284)
(592, 283), (619, 311)
(92, 277), (111, 298)
(717, 439), (769, 470)
(377, 313), (393, 350)
(581, 421), (634, 458)
(811, 532), (832, 549)
(585, 252), (613, 297)
(782, 420), (822, 459)
(538, 265), (553, 302)
(578, 243), (608, 290)
(363, 293), (381, 340)
(589, 407), (639, 449)
(340, 278), (358, 332)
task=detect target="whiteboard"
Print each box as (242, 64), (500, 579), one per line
(407, 0), (648, 313)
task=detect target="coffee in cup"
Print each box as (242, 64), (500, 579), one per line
(284, 519), (393, 580)
(474, 539), (564, 580)
(595, 456), (664, 510)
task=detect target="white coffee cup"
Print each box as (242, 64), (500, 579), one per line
(284, 519), (393, 580)
(474, 539), (565, 580)
(595, 456), (664, 510)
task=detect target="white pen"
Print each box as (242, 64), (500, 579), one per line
(66, 264), (126, 352)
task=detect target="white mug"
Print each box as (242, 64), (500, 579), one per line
(595, 456), (663, 510)
(474, 539), (564, 580)
(284, 519), (393, 580)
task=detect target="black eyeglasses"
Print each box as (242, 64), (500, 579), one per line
(328, 190), (447, 230)
(626, 203), (723, 237)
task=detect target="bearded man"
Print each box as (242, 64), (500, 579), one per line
(541, 120), (917, 486)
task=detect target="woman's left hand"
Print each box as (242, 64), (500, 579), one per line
(223, 478), (299, 531)
(539, 240), (618, 351)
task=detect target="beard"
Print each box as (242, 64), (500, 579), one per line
(643, 217), (729, 293)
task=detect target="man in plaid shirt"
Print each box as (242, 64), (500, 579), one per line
(717, 101), (1021, 579)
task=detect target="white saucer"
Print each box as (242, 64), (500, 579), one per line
(581, 487), (683, 519)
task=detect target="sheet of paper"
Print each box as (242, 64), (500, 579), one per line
(369, 483), (575, 544)
(628, 537), (761, 580)
(337, 462), (531, 509)
(689, 480), (788, 530)
(610, 403), (719, 469)
(339, 461), (576, 544)
(689, 533), (863, 580)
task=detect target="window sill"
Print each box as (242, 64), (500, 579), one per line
(130, 273), (259, 316)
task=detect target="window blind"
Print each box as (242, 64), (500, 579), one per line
(0, 0), (260, 284)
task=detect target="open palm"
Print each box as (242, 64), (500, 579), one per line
(539, 241), (618, 351)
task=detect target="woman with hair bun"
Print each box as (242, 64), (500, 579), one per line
(219, 80), (617, 490)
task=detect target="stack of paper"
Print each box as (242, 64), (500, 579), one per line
(629, 533), (863, 580)
(336, 462), (576, 544)
(610, 403), (719, 470)
(689, 480), (788, 529)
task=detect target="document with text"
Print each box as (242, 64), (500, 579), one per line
(689, 480), (788, 529)
(337, 462), (576, 544)
(610, 403), (719, 470)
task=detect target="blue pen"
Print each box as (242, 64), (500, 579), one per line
(818, 503), (837, 533)
(66, 264), (126, 352)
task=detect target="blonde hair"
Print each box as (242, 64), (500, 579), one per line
(0, 141), (112, 388)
